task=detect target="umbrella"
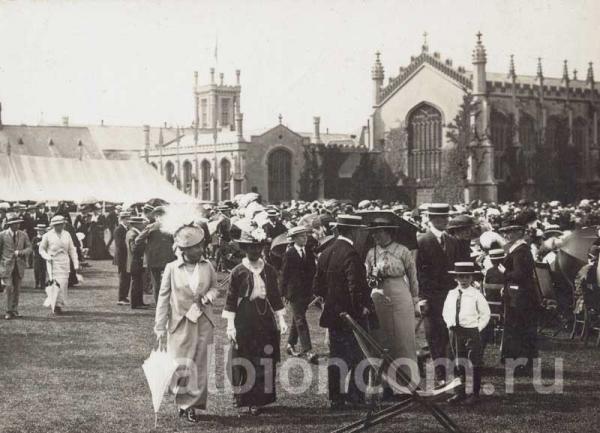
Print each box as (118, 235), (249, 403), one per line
(556, 226), (598, 284)
(142, 349), (178, 428)
(355, 210), (419, 260)
(43, 280), (60, 312)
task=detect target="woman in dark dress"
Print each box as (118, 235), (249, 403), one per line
(222, 226), (287, 416)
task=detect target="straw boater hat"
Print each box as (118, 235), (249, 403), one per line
(5, 213), (24, 225)
(287, 225), (312, 238)
(118, 211), (131, 219)
(35, 224), (48, 232)
(427, 203), (451, 216)
(488, 248), (506, 261)
(129, 216), (147, 225)
(50, 215), (66, 226)
(173, 224), (205, 249)
(331, 214), (366, 228)
(142, 203), (155, 213)
(448, 262), (481, 275)
(266, 208), (279, 217)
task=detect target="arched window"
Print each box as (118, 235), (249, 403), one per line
(220, 159), (231, 201)
(519, 113), (537, 180)
(490, 110), (513, 180)
(165, 161), (175, 184)
(545, 116), (569, 152)
(268, 148), (292, 203)
(182, 160), (193, 194)
(201, 160), (211, 201)
(407, 103), (442, 180)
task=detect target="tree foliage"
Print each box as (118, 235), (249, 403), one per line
(298, 144), (321, 201)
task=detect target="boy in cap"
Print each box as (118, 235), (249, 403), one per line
(442, 262), (491, 405)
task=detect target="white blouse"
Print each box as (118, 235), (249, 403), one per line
(39, 230), (79, 268)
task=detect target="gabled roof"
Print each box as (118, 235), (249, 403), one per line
(379, 52), (472, 104)
(251, 123), (306, 141)
(0, 125), (104, 159)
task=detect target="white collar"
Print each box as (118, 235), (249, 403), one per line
(294, 244), (305, 254)
(337, 235), (354, 246)
(242, 257), (265, 274)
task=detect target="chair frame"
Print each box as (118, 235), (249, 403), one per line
(331, 313), (463, 433)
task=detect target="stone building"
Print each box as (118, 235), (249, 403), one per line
(368, 33), (600, 204)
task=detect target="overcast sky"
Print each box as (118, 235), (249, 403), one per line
(0, 0), (598, 134)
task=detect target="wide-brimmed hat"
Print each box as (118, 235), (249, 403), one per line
(331, 214), (366, 228)
(5, 213), (24, 225)
(488, 248), (506, 261)
(366, 215), (398, 230)
(288, 226), (312, 238)
(427, 203), (451, 216)
(118, 211), (131, 219)
(498, 214), (526, 233)
(174, 224), (205, 249)
(446, 214), (475, 232)
(50, 215), (66, 226)
(448, 262), (481, 275)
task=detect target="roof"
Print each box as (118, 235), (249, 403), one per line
(485, 71), (593, 90)
(0, 125), (104, 159)
(87, 125), (188, 151)
(298, 131), (365, 149)
(162, 129), (243, 148)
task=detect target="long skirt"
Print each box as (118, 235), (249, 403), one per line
(47, 254), (71, 308)
(372, 276), (420, 387)
(168, 315), (214, 410)
(229, 297), (280, 408)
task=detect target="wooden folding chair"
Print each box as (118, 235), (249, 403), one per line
(331, 313), (463, 433)
(534, 262), (565, 336)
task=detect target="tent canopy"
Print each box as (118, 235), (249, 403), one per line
(0, 154), (193, 203)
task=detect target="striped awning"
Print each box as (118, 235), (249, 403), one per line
(1, 154), (192, 203)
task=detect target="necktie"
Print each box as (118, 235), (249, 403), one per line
(300, 248), (305, 260)
(455, 289), (463, 328)
(13, 231), (16, 245)
(440, 233), (447, 253)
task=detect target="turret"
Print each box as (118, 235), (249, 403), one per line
(471, 31), (487, 96)
(371, 52), (384, 105)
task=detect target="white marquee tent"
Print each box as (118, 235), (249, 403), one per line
(0, 154), (193, 203)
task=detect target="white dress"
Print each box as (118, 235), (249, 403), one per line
(39, 230), (79, 307)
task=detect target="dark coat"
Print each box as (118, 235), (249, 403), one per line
(281, 244), (316, 301)
(113, 224), (128, 271)
(35, 211), (50, 227)
(502, 242), (539, 310)
(416, 231), (464, 302)
(135, 222), (175, 269)
(262, 220), (287, 241)
(313, 238), (370, 330)
(126, 228), (145, 274)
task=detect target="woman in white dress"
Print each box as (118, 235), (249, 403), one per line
(39, 215), (79, 314)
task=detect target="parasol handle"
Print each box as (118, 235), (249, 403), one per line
(154, 412), (158, 428)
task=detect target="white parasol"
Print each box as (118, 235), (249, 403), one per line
(142, 349), (178, 428)
(42, 260), (60, 312)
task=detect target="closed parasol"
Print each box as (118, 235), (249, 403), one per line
(142, 349), (179, 428)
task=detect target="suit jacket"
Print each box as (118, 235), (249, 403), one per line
(281, 244), (316, 301)
(135, 222), (175, 269)
(35, 211), (50, 227)
(313, 238), (370, 329)
(416, 231), (463, 303)
(263, 220), (287, 241)
(126, 228), (145, 274)
(0, 229), (32, 279)
(113, 224), (128, 271)
(503, 241), (539, 311)
(154, 258), (219, 334)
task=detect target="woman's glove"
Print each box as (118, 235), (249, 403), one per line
(413, 297), (421, 317)
(276, 310), (288, 334)
(226, 326), (237, 344)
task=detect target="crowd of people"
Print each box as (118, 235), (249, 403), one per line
(1, 194), (598, 423)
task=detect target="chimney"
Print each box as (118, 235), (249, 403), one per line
(219, 72), (224, 86)
(313, 116), (322, 143)
(78, 140), (83, 161)
(62, 116), (69, 127)
(236, 112), (244, 141)
(236, 69), (241, 85)
(194, 70), (198, 90)
(210, 68), (215, 84)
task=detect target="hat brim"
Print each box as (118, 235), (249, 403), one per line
(236, 239), (266, 245)
(427, 212), (450, 216)
(366, 225), (398, 230)
(498, 225), (525, 232)
(331, 223), (367, 228)
(448, 270), (481, 275)
(7, 219), (24, 225)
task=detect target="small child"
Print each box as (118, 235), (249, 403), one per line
(32, 224), (48, 289)
(443, 262), (491, 405)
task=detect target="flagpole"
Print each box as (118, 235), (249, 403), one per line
(212, 33), (219, 205)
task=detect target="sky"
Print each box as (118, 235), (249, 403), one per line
(0, 0), (598, 134)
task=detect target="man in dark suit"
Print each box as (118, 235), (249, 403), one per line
(313, 214), (371, 410)
(262, 208), (287, 240)
(126, 216), (148, 309)
(113, 212), (130, 305)
(417, 203), (465, 386)
(498, 214), (539, 374)
(134, 206), (175, 304)
(282, 225), (317, 362)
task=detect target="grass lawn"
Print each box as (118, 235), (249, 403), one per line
(1, 260), (599, 433)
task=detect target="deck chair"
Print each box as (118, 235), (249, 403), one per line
(534, 262), (564, 336)
(331, 313), (463, 433)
